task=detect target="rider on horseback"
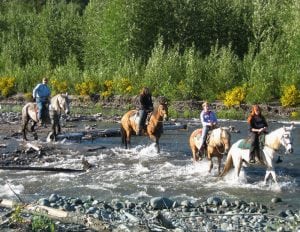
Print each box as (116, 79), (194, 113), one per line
(32, 77), (51, 126)
(199, 101), (218, 153)
(137, 87), (153, 136)
(247, 105), (268, 163)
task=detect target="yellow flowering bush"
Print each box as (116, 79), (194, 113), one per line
(223, 86), (246, 107)
(114, 78), (133, 95)
(75, 80), (99, 96)
(0, 77), (16, 97)
(280, 84), (300, 107)
(50, 78), (68, 95)
(291, 111), (299, 119)
(101, 80), (113, 98)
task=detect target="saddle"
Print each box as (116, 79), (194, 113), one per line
(194, 129), (213, 149)
(130, 111), (151, 128)
(238, 134), (266, 150)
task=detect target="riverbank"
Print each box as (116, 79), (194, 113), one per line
(1, 194), (299, 231)
(0, 94), (299, 121)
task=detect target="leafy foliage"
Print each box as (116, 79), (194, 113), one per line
(0, 0), (299, 106)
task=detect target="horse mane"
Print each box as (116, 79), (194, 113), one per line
(265, 127), (284, 150)
(209, 127), (230, 147)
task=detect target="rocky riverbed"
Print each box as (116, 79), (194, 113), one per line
(1, 193), (299, 231)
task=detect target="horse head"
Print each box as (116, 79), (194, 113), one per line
(58, 93), (70, 115)
(209, 128), (231, 155)
(281, 125), (294, 154)
(156, 96), (168, 121)
(221, 128), (231, 154)
(158, 103), (168, 121)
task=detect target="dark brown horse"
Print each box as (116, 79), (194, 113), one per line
(189, 127), (231, 174)
(120, 99), (168, 153)
(21, 94), (70, 141)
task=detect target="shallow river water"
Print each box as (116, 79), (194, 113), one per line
(0, 119), (299, 212)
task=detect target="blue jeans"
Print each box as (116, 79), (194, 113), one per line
(138, 110), (147, 129)
(200, 126), (210, 148)
(36, 100), (48, 121)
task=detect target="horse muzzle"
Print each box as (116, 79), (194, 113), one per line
(286, 147), (293, 154)
(65, 109), (70, 115)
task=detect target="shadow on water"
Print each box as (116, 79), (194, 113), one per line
(0, 119), (299, 211)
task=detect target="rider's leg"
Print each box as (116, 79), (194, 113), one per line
(198, 126), (209, 157)
(36, 100), (43, 125)
(137, 110), (146, 135)
(249, 133), (257, 163)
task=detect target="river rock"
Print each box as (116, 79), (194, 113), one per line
(150, 197), (174, 210)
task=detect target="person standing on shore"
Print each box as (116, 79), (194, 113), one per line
(247, 104), (268, 163)
(136, 87), (153, 136)
(32, 77), (51, 126)
(199, 101), (218, 153)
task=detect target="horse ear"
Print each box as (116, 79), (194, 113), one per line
(65, 92), (68, 96)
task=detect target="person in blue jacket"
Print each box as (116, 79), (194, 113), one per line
(32, 77), (51, 125)
(199, 101), (218, 152)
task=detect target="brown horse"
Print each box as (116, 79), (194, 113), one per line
(189, 127), (231, 174)
(120, 98), (168, 153)
(21, 93), (70, 141)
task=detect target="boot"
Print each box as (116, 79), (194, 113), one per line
(136, 127), (142, 136)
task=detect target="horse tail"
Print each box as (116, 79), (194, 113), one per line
(219, 150), (233, 177)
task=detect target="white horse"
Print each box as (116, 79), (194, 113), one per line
(220, 125), (294, 184)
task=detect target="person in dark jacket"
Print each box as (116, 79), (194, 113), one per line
(137, 87), (153, 135)
(247, 105), (268, 163)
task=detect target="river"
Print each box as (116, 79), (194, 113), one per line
(0, 119), (299, 213)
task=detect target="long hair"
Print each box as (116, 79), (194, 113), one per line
(247, 104), (262, 124)
(140, 87), (150, 95)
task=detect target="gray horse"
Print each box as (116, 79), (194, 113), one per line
(21, 93), (70, 141)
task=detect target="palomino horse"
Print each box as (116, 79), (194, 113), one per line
(189, 127), (231, 174)
(21, 93), (70, 141)
(220, 125), (294, 184)
(120, 98), (168, 153)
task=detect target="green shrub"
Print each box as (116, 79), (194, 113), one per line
(31, 214), (55, 232)
(217, 108), (245, 120)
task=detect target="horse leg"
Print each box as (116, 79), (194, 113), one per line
(236, 158), (243, 177)
(264, 170), (271, 184)
(264, 169), (277, 184)
(125, 131), (131, 149)
(30, 121), (38, 140)
(208, 159), (213, 173)
(156, 140), (160, 153)
(217, 157), (222, 175)
(22, 119), (29, 141)
(192, 147), (199, 162)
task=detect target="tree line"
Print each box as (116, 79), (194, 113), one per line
(0, 0), (299, 105)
